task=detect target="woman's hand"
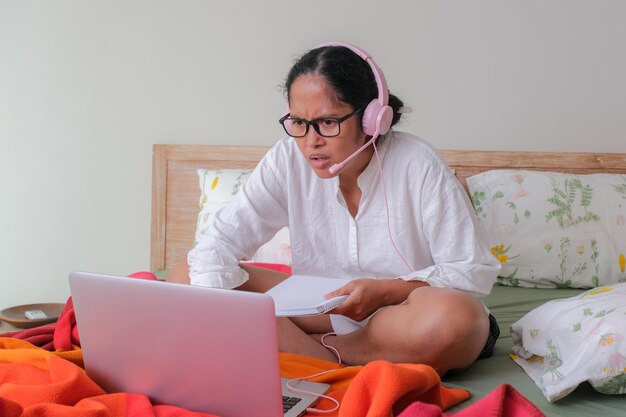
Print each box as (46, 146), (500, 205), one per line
(324, 278), (428, 322)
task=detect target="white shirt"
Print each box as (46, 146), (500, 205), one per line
(188, 131), (500, 298)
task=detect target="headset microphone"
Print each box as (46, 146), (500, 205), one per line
(328, 136), (376, 175)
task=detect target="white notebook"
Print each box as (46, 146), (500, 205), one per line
(265, 275), (351, 316)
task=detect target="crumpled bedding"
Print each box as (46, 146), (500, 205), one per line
(511, 283), (626, 402)
(0, 336), (470, 417)
(1, 271), (544, 416)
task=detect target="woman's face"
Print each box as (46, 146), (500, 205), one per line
(288, 74), (370, 179)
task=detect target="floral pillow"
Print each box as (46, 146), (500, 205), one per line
(195, 169), (291, 265)
(511, 283), (626, 401)
(467, 170), (626, 288)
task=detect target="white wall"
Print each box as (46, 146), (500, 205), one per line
(1, 0), (625, 310)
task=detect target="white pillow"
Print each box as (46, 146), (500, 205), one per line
(467, 170), (626, 288)
(511, 283), (626, 401)
(195, 169), (291, 265)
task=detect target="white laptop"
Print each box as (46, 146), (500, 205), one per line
(68, 271), (330, 417)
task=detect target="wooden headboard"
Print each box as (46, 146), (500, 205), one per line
(151, 144), (626, 272)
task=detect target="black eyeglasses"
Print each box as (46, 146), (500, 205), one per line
(278, 108), (363, 138)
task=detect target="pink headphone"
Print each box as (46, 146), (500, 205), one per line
(314, 41), (393, 139)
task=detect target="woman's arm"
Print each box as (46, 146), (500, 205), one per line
(188, 149), (288, 288)
(401, 160), (501, 297)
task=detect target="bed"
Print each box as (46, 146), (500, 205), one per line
(151, 144), (626, 417)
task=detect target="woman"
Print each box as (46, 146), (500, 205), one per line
(176, 42), (501, 375)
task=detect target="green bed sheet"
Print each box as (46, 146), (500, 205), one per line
(443, 285), (625, 416)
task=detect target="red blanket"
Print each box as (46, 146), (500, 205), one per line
(396, 384), (545, 417)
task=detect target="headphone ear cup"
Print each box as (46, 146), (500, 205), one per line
(362, 100), (393, 136)
(361, 100), (379, 136)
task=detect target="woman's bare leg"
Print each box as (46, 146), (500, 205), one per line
(166, 262), (290, 289)
(237, 263), (290, 291)
(320, 286), (490, 374)
(167, 262), (191, 284)
(276, 317), (337, 361)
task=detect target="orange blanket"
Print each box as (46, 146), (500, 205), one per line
(1, 338), (469, 417)
(0, 338), (217, 417)
(280, 354), (469, 417)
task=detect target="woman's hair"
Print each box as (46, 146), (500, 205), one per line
(284, 45), (404, 129)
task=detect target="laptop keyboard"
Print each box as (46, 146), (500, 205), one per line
(283, 395), (302, 414)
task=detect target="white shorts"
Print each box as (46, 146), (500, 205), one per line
(329, 313), (372, 335)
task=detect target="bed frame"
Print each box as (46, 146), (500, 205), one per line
(150, 144), (626, 272)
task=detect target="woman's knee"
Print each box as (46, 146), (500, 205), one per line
(340, 287), (490, 369)
(404, 287), (490, 367)
(167, 262), (190, 284)
(407, 287), (485, 323)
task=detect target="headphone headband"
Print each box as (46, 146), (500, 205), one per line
(314, 41), (389, 108)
